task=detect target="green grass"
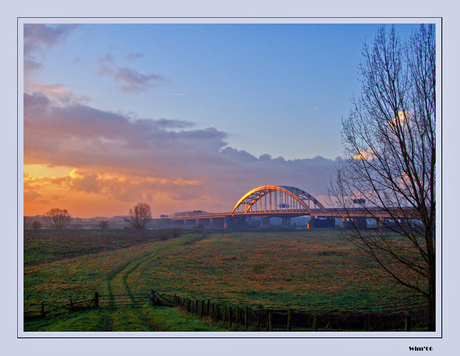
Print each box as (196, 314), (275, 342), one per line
(23, 228), (427, 331)
(24, 306), (228, 332)
(24, 309), (112, 331)
(143, 306), (228, 331)
(24, 229), (168, 266)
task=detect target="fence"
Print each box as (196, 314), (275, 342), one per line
(24, 295), (98, 320)
(171, 295), (425, 331)
(24, 290), (427, 331)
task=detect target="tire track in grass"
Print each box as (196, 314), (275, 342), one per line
(106, 252), (155, 305)
(105, 237), (200, 330)
(105, 261), (131, 308)
(105, 246), (174, 330)
(121, 251), (160, 305)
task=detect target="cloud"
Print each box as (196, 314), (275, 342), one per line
(97, 54), (116, 76)
(27, 84), (89, 104)
(24, 59), (42, 77)
(97, 54), (168, 93)
(24, 24), (78, 56)
(24, 24), (79, 76)
(114, 67), (167, 93)
(24, 85), (338, 216)
(125, 52), (144, 61)
(353, 149), (375, 161)
(24, 189), (44, 203)
(24, 90), (228, 175)
(390, 110), (411, 126)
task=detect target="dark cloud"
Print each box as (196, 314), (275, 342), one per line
(24, 91), (228, 173)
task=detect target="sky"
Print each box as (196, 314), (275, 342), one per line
(22, 21), (423, 218)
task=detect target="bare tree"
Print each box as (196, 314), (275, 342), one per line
(124, 202), (152, 230)
(44, 208), (71, 230)
(330, 25), (436, 330)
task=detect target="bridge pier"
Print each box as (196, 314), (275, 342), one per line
(342, 217), (368, 229)
(376, 217), (386, 229)
(260, 217), (271, 228)
(183, 219), (197, 227)
(210, 217), (225, 229)
(308, 217), (335, 228)
(281, 217), (290, 227)
(224, 216), (249, 229)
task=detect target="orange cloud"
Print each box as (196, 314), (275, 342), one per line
(23, 165), (208, 218)
(353, 149), (375, 161)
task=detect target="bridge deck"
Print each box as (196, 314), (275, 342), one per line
(165, 207), (418, 221)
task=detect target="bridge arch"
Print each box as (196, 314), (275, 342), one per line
(230, 185), (326, 215)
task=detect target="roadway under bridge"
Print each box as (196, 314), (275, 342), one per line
(162, 185), (419, 229)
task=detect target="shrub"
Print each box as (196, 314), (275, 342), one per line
(31, 221), (42, 230)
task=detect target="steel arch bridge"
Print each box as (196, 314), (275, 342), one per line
(164, 184), (418, 229)
(230, 185), (327, 215)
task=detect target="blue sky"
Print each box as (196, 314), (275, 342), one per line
(23, 22), (425, 217)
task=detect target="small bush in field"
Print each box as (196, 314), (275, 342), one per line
(157, 228), (183, 240)
(31, 221), (42, 230)
(158, 229), (169, 241)
(98, 220), (109, 230)
(171, 228), (183, 238)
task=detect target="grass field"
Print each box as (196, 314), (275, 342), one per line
(23, 228), (427, 331)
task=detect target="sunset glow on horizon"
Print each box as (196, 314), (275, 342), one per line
(22, 22), (421, 218)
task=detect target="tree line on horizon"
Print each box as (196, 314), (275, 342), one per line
(24, 202), (153, 231)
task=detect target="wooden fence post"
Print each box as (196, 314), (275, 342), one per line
(267, 310), (272, 331)
(223, 306), (227, 323)
(201, 300), (205, 317)
(207, 300), (210, 316)
(405, 315), (412, 331)
(228, 307), (232, 329)
(94, 292), (99, 308)
(312, 314), (318, 331)
(41, 301), (46, 317)
(287, 309), (292, 331)
(235, 306), (239, 323)
(244, 307), (248, 330)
